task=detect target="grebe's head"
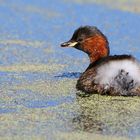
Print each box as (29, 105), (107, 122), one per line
(61, 26), (110, 63)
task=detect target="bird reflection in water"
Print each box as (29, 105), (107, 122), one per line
(71, 94), (140, 137)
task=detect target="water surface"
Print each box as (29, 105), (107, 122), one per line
(0, 0), (140, 139)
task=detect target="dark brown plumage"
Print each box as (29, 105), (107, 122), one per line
(61, 26), (140, 96)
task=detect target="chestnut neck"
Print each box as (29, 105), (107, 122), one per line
(81, 35), (109, 63)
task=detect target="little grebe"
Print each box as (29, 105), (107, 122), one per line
(61, 26), (140, 96)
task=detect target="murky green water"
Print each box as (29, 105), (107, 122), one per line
(0, 0), (140, 140)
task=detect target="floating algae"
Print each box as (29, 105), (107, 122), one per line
(65, 0), (140, 13)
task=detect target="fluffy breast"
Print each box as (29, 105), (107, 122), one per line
(94, 59), (140, 86)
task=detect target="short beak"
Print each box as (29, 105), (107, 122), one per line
(61, 40), (78, 47)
